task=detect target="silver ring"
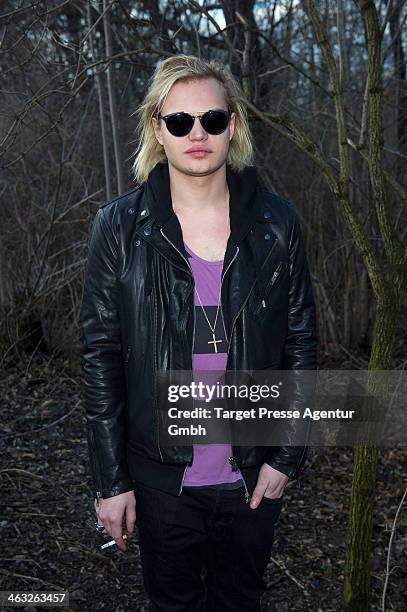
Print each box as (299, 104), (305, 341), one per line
(94, 522), (105, 532)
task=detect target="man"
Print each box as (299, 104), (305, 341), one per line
(80, 54), (317, 611)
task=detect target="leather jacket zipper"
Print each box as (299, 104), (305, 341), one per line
(124, 345), (131, 364)
(88, 424), (103, 499)
(295, 445), (308, 476)
(219, 246), (239, 345)
(178, 465), (189, 495)
(216, 244), (251, 504)
(225, 240), (280, 503)
(215, 244), (250, 503)
(253, 259), (285, 315)
(151, 267), (164, 462)
(228, 456), (250, 503)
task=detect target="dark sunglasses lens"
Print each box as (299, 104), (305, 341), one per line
(201, 110), (229, 134)
(165, 113), (194, 136)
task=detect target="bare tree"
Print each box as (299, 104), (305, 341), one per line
(103, 0), (124, 194)
(87, 1), (112, 200)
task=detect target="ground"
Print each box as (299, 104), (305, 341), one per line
(0, 356), (405, 611)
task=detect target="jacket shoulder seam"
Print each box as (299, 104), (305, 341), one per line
(99, 185), (143, 213)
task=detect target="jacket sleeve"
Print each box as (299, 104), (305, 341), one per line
(264, 204), (317, 480)
(80, 206), (134, 499)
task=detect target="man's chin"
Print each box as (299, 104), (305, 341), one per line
(169, 157), (227, 177)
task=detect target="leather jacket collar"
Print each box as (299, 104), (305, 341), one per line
(133, 161), (277, 310)
(138, 161), (262, 251)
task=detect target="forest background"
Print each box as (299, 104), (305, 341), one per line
(0, 1), (406, 611)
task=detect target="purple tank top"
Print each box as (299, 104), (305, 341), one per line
(181, 242), (243, 489)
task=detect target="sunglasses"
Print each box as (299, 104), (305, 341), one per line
(156, 108), (232, 137)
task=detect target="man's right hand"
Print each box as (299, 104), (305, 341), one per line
(94, 490), (136, 551)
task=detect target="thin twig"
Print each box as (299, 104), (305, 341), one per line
(0, 401), (81, 440)
(0, 568), (65, 591)
(381, 486), (407, 612)
(269, 555), (312, 597)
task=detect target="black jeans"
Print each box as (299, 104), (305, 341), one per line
(134, 481), (283, 612)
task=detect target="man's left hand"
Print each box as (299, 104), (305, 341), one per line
(250, 463), (289, 509)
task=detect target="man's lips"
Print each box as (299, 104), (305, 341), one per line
(185, 148), (211, 156)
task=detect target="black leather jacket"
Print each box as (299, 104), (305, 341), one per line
(80, 161), (317, 501)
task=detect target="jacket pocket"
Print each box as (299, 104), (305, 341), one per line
(250, 259), (289, 317)
(261, 494), (284, 505)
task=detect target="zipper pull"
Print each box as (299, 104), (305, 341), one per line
(271, 261), (283, 285)
(261, 261), (284, 309)
(228, 456), (239, 472)
(124, 345), (131, 364)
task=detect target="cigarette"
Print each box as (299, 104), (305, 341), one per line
(100, 534), (128, 550)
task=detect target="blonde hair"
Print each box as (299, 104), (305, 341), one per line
(130, 55), (254, 184)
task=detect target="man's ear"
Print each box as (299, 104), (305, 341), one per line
(152, 116), (163, 146)
(229, 111), (236, 141)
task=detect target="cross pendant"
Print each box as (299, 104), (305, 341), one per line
(208, 333), (223, 353)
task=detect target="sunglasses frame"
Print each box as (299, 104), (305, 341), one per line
(156, 107), (233, 136)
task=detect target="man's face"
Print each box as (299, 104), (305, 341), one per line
(152, 77), (236, 177)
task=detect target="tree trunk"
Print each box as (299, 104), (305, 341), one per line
(87, 2), (112, 200)
(344, 289), (402, 610)
(103, 0), (124, 195)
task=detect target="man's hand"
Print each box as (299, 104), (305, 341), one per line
(250, 463), (289, 509)
(94, 490), (136, 551)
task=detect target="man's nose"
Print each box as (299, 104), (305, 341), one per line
(188, 117), (208, 140)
